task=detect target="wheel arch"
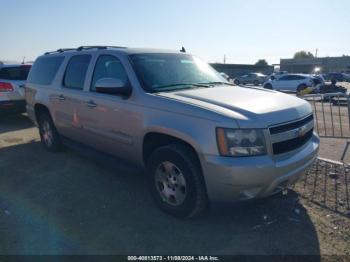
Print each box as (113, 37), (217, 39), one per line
(142, 131), (203, 167)
(34, 103), (52, 123)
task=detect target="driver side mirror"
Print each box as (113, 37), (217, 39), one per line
(95, 78), (131, 95)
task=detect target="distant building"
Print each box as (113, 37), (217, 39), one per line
(211, 63), (274, 78)
(280, 56), (350, 74)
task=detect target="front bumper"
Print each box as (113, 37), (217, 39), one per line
(201, 134), (319, 203)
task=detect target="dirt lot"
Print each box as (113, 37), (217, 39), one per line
(0, 114), (349, 256)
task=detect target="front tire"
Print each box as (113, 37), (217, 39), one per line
(146, 143), (208, 218)
(234, 79), (240, 85)
(38, 112), (62, 152)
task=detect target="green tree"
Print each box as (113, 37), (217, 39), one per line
(293, 51), (315, 59)
(255, 59), (268, 66)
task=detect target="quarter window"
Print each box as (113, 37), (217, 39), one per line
(27, 56), (64, 85)
(91, 55), (128, 91)
(63, 55), (91, 90)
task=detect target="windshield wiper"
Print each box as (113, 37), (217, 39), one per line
(198, 81), (235, 86)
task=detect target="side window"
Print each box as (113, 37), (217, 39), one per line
(91, 55), (128, 92)
(279, 75), (291, 81)
(295, 75), (305, 80)
(63, 55), (91, 90)
(27, 56), (64, 85)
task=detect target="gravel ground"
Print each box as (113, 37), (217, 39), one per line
(0, 114), (349, 257)
(319, 137), (350, 163)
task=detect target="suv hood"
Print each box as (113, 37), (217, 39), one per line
(157, 85), (312, 128)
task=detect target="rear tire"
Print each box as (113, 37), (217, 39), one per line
(264, 83), (273, 89)
(38, 112), (62, 152)
(297, 84), (307, 94)
(146, 143), (208, 218)
(253, 80), (260, 86)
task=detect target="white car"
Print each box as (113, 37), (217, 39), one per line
(0, 62), (31, 115)
(263, 74), (314, 92)
(270, 71), (288, 79)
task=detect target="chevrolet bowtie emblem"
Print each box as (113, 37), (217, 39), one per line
(298, 126), (307, 137)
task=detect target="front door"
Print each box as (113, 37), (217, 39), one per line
(76, 54), (139, 162)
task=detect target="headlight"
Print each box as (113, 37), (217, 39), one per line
(216, 128), (267, 157)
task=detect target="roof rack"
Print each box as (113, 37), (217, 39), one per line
(76, 46), (126, 51)
(44, 46), (127, 55)
(44, 48), (76, 55)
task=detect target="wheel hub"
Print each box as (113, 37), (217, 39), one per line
(155, 161), (187, 206)
(42, 121), (53, 146)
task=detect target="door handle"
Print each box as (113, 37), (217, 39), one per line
(85, 100), (97, 108)
(58, 94), (66, 101)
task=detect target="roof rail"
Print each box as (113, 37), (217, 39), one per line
(76, 46), (127, 51)
(44, 48), (76, 55)
(44, 46), (127, 55)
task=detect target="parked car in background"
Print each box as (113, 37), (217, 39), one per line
(219, 72), (232, 82)
(311, 74), (325, 86)
(0, 62), (31, 115)
(323, 72), (347, 82)
(263, 74), (314, 92)
(270, 71), (288, 79)
(342, 73), (350, 82)
(26, 46), (319, 218)
(233, 73), (267, 86)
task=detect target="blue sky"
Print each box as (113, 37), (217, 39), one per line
(1, 0), (349, 64)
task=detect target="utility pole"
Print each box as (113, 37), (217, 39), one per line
(223, 54), (226, 64)
(315, 49), (318, 58)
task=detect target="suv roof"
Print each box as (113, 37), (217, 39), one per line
(43, 46), (184, 56)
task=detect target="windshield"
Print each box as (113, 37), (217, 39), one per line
(130, 53), (227, 92)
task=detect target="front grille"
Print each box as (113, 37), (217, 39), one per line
(269, 115), (314, 155)
(272, 129), (313, 155)
(269, 115), (313, 134)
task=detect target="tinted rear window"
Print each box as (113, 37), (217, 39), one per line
(0, 66), (31, 80)
(27, 56), (64, 85)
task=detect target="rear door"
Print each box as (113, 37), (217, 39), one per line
(246, 73), (255, 84)
(52, 54), (93, 141)
(294, 75), (308, 88)
(285, 75), (299, 90)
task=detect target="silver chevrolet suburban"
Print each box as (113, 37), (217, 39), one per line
(25, 46), (319, 217)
